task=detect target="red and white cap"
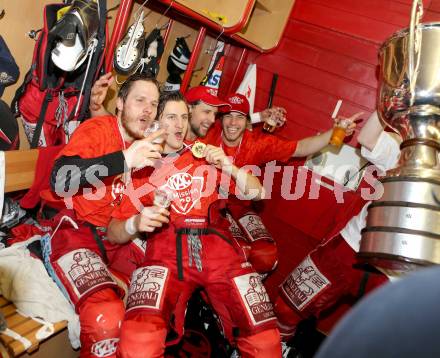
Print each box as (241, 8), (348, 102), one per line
(185, 86), (231, 112)
(225, 93), (250, 116)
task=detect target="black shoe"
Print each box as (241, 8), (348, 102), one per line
(0, 197), (26, 229)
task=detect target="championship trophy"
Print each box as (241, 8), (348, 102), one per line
(358, 0), (440, 275)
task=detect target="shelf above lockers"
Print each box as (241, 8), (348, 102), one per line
(157, 0), (256, 34)
(231, 0), (296, 52)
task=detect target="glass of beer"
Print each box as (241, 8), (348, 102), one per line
(263, 114), (277, 133)
(153, 187), (173, 208)
(144, 121), (166, 147)
(263, 108), (286, 133)
(329, 119), (349, 147)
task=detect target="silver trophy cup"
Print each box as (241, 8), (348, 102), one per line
(358, 1), (440, 275)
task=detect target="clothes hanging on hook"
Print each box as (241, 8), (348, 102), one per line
(137, 28), (164, 77)
(200, 41), (225, 95)
(113, 10), (146, 75)
(163, 37), (191, 92)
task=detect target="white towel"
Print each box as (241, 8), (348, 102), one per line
(0, 236), (80, 349)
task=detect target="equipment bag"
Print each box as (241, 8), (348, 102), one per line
(12, 0), (107, 148)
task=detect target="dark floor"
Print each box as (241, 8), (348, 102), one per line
(165, 292), (326, 358)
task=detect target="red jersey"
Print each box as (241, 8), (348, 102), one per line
(43, 115), (130, 226)
(112, 149), (236, 221)
(204, 121), (297, 167)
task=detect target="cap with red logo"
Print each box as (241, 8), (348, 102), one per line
(225, 93), (250, 116)
(185, 86), (231, 112)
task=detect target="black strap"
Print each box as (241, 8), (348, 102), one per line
(31, 91), (52, 148)
(356, 272), (370, 300)
(88, 224), (108, 264)
(10, 67), (34, 114)
(200, 48), (224, 86)
(75, 0), (107, 123)
(176, 230), (184, 281)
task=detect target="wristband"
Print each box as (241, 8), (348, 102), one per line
(125, 215), (137, 235)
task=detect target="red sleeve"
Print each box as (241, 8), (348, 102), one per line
(57, 116), (116, 159)
(253, 132), (297, 164)
(111, 173), (154, 220)
(111, 194), (139, 220)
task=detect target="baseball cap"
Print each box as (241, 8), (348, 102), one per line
(185, 86), (231, 112)
(225, 93), (250, 116)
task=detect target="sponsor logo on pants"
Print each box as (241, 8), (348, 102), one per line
(126, 266), (168, 312)
(58, 249), (114, 300)
(281, 255), (330, 310)
(239, 214), (272, 242)
(234, 273), (275, 325)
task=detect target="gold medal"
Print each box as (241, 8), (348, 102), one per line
(191, 141), (206, 158)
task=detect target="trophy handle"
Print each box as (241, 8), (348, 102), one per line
(408, 0), (424, 104)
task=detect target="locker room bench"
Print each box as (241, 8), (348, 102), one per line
(4, 149), (38, 194)
(0, 296), (74, 358)
(1, 149), (78, 357)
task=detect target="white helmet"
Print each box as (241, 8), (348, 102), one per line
(51, 31), (87, 72)
(50, 1), (99, 72)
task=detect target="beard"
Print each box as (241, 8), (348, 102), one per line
(121, 109), (146, 140)
(189, 121), (206, 138)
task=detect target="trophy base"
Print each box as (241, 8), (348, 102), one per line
(356, 251), (428, 277)
(360, 176), (440, 274)
(386, 167), (440, 182)
(359, 230), (440, 270)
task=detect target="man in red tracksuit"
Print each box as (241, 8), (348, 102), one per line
(274, 112), (397, 342)
(107, 91), (282, 358)
(42, 73), (168, 358)
(90, 76), (360, 277)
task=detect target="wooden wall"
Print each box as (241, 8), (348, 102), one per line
(218, 0), (440, 329)
(0, 0), (52, 105)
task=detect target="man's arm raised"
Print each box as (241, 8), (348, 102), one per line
(89, 72), (113, 117)
(292, 112), (363, 157)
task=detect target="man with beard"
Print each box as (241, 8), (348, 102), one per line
(107, 91), (282, 358)
(181, 85), (231, 144)
(43, 73), (169, 358)
(89, 73), (283, 146)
